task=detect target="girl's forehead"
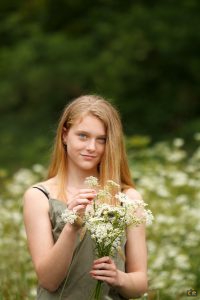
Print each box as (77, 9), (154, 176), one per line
(72, 114), (106, 133)
(74, 114), (102, 125)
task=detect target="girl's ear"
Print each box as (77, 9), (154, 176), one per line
(62, 126), (68, 145)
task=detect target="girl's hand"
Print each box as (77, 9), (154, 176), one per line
(67, 189), (96, 215)
(90, 256), (122, 287)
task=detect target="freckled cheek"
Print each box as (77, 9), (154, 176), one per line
(67, 141), (83, 153)
(98, 145), (106, 157)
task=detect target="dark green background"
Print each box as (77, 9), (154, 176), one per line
(0, 0), (200, 170)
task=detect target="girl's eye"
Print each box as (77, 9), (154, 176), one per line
(97, 137), (106, 144)
(78, 133), (87, 139)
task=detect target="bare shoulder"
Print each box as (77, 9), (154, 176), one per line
(124, 187), (143, 201)
(23, 177), (55, 202)
(23, 179), (51, 208)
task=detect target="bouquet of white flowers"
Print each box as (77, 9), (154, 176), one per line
(61, 177), (153, 300)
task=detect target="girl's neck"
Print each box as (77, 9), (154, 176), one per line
(65, 166), (99, 190)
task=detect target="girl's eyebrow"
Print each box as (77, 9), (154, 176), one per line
(76, 130), (106, 138)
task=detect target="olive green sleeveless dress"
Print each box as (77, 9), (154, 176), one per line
(34, 186), (127, 300)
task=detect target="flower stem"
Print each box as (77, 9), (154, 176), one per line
(94, 280), (102, 300)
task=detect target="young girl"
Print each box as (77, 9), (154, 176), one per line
(23, 95), (148, 300)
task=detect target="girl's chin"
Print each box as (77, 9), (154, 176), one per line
(68, 158), (100, 171)
(80, 163), (99, 172)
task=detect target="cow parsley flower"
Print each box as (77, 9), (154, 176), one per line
(61, 208), (77, 224)
(85, 177), (153, 300)
(84, 176), (99, 188)
(61, 176), (153, 300)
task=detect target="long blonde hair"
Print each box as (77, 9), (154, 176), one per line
(48, 95), (134, 200)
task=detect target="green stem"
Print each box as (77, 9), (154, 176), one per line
(94, 280), (102, 300)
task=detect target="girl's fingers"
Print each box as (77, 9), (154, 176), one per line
(76, 198), (91, 205)
(66, 188), (97, 212)
(78, 192), (97, 199)
(92, 257), (116, 273)
(77, 189), (97, 198)
(90, 269), (118, 286)
(92, 262), (114, 270)
(90, 275), (116, 286)
(90, 257), (119, 286)
(67, 197), (94, 210)
(93, 256), (111, 264)
(90, 270), (115, 277)
(72, 205), (86, 213)
(77, 189), (97, 194)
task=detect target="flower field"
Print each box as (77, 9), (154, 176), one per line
(0, 136), (199, 300)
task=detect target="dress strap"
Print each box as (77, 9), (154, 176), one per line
(32, 185), (50, 200)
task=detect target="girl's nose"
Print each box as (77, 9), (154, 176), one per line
(86, 139), (96, 151)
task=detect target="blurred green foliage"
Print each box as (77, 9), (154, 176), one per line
(0, 0), (200, 170)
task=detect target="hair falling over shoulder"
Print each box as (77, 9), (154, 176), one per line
(48, 95), (134, 201)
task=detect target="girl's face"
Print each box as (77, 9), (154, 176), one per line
(63, 114), (106, 173)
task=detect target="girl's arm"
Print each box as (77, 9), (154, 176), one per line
(23, 187), (95, 292)
(117, 223), (148, 298)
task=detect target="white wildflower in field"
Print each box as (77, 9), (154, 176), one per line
(192, 147), (200, 160)
(175, 195), (188, 204)
(32, 164), (46, 175)
(167, 150), (186, 162)
(156, 186), (170, 198)
(131, 138), (200, 300)
(173, 138), (184, 148)
(139, 177), (155, 191)
(170, 171), (188, 186)
(13, 168), (37, 185)
(6, 167), (39, 196)
(194, 132), (200, 141)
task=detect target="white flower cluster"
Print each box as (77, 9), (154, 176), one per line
(115, 192), (129, 203)
(83, 177), (153, 258)
(106, 180), (120, 189)
(97, 189), (112, 202)
(142, 209), (154, 225)
(115, 192), (144, 206)
(61, 208), (78, 224)
(115, 192), (153, 225)
(85, 204), (126, 256)
(84, 176), (99, 187)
